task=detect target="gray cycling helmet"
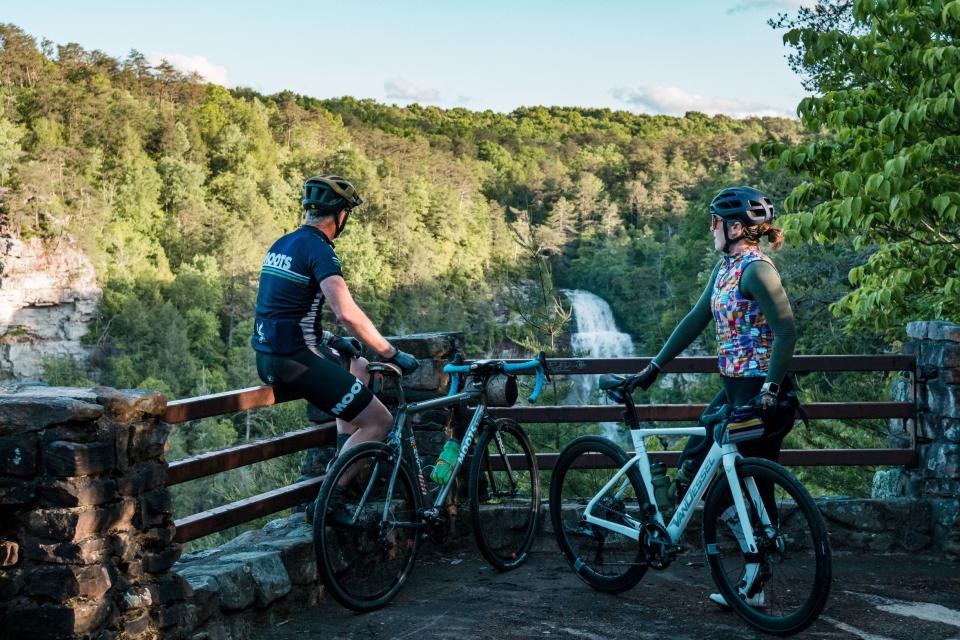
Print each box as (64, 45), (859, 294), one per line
(302, 175), (363, 238)
(302, 175), (363, 212)
(709, 186), (775, 227)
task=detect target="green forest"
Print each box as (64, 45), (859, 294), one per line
(1, 0), (957, 545)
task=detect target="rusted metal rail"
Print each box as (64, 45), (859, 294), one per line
(166, 354), (917, 543)
(173, 476), (323, 543)
(490, 401), (912, 423)
(168, 424), (336, 485)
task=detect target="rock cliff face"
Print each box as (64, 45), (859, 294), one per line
(0, 236), (101, 381)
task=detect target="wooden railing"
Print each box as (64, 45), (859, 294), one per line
(164, 354), (917, 543)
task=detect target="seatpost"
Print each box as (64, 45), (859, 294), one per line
(622, 389), (640, 429)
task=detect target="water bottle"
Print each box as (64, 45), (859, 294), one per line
(650, 461), (670, 511)
(431, 439), (460, 485)
(670, 459), (698, 504)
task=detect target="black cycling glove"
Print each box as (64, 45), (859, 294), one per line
(631, 361), (661, 391)
(387, 348), (420, 375)
(330, 335), (362, 359)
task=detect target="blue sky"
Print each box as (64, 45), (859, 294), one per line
(5, 0), (815, 118)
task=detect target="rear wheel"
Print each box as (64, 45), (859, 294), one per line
(314, 441), (422, 612)
(469, 417), (540, 571)
(549, 436), (648, 593)
(703, 457), (831, 636)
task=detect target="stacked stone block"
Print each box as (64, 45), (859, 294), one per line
(899, 321), (960, 558)
(0, 386), (189, 639)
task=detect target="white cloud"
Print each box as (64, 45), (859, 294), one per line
(727, 0), (818, 15)
(148, 52), (230, 86)
(612, 85), (795, 119)
(384, 78), (441, 103)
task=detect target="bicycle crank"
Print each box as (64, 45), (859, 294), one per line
(639, 522), (681, 570)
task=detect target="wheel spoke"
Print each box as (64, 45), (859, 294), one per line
(549, 436), (647, 593)
(314, 443), (420, 612)
(469, 418), (540, 571)
(703, 459), (831, 635)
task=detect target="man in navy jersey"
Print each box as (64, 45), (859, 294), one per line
(252, 175), (419, 458)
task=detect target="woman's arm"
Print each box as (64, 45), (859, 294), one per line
(651, 261), (721, 368)
(740, 260), (797, 387)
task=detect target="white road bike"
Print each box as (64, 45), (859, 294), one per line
(549, 374), (831, 637)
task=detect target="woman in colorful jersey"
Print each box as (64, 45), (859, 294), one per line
(631, 186), (797, 608)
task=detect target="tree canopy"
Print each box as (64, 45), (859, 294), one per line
(761, 0), (960, 333)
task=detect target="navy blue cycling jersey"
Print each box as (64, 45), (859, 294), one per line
(251, 225), (343, 355)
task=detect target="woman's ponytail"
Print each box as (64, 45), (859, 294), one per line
(743, 222), (785, 251)
(764, 225), (785, 251)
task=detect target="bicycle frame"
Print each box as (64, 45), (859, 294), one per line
(346, 356), (545, 529)
(582, 426), (773, 556)
(386, 388), (489, 516)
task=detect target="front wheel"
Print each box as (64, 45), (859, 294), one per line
(313, 441), (422, 612)
(703, 457), (831, 636)
(549, 436), (648, 594)
(468, 417), (540, 571)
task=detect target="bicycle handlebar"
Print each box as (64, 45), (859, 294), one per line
(443, 352), (550, 402)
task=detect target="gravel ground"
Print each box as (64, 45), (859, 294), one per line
(257, 542), (960, 640)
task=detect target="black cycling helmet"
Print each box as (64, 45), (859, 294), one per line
(302, 175), (363, 239)
(709, 186), (775, 227)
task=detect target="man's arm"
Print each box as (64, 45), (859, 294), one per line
(321, 276), (396, 358)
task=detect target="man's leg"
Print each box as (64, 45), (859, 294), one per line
(335, 356), (372, 451)
(339, 393), (392, 455)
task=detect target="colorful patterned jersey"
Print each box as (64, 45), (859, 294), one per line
(711, 246), (775, 377)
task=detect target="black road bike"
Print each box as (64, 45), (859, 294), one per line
(313, 353), (549, 611)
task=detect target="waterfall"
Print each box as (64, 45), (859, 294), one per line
(562, 289), (634, 442)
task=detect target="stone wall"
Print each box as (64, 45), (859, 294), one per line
(891, 320), (960, 557)
(874, 321), (960, 557)
(0, 333), (466, 640)
(0, 236), (101, 382)
(0, 385), (189, 640)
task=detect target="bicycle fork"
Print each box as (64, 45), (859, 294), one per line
(720, 453), (776, 596)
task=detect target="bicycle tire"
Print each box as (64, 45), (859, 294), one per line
(549, 435), (648, 593)
(468, 416), (540, 571)
(313, 441), (422, 612)
(702, 457), (831, 636)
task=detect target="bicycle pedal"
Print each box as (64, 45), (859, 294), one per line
(566, 523), (596, 538)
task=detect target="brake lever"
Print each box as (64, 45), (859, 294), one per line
(538, 351), (552, 382)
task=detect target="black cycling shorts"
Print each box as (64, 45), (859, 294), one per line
(255, 348), (374, 422)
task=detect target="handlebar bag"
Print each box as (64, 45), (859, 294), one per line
(724, 405), (765, 444)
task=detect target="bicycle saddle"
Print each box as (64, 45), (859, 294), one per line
(598, 374), (628, 391)
(367, 362), (403, 377)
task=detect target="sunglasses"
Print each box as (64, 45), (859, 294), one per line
(711, 215), (723, 230)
